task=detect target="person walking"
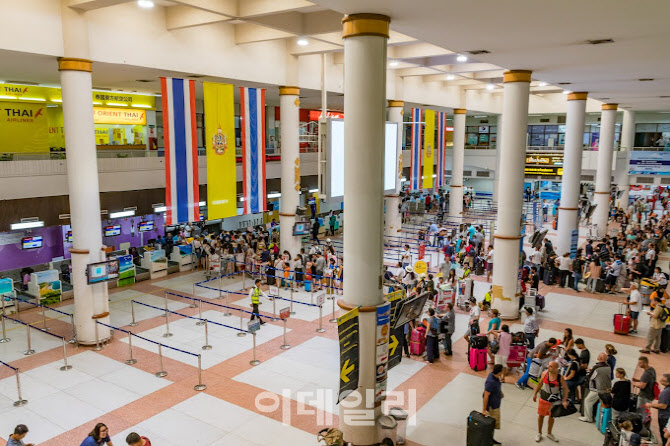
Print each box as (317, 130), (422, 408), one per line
(532, 361), (569, 443)
(482, 364), (504, 445)
(7, 425), (32, 446)
(579, 352), (612, 423)
(640, 296), (668, 353)
(523, 307), (539, 350)
(441, 302), (455, 356)
(425, 308), (440, 363)
(248, 279), (266, 325)
(125, 433), (151, 446)
(642, 373), (670, 442)
(632, 356), (657, 408)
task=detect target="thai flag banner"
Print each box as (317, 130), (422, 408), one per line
(410, 108), (423, 190)
(160, 77), (199, 225)
(240, 87), (267, 214)
(437, 111), (447, 188)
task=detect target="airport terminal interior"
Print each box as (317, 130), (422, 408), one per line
(2, 1), (670, 445)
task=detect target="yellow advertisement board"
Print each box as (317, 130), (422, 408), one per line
(93, 107), (147, 125)
(423, 109), (435, 189)
(0, 102), (49, 152)
(0, 83), (156, 109)
(204, 82), (237, 219)
(47, 107), (65, 150)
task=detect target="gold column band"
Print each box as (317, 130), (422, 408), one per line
(342, 13), (390, 39)
(69, 248), (90, 254)
(602, 103), (618, 110)
(279, 86), (300, 96)
(493, 235), (522, 240)
(503, 70), (532, 83)
(453, 108), (467, 114)
(278, 212), (296, 217)
(58, 57), (92, 72)
(567, 92), (588, 101)
(387, 100), (404, 107)
(558, 207), (579, 211)
(594, 191), (610, 194)
(337, 299), (379, 312)
(384, 194), (400, 198)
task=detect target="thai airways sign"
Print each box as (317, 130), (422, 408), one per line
(525, 153), (564, 176)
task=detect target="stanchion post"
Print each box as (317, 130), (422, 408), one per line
(249, 332), (260, 366)
(68, 314), (77, 344)
(272, 297), (276, 318)
(310, 284), (314, 305)
(155, 343), (168, 377)
(218, 275), (223, 300)
(194, 354), (206, 391)
(280, 318), (290, 350)
(0, 299), (10, 343)
(13, 369), (27, 407)
(202, 319), (212, 350)
(222, 292), (231, 317)
(129, 300), (139, 327)
(13, 296), (20, 317)
(316, 303), (326, 333)
(196, 300), (205, 326)
(290, 284), (295, 315)
(126, 332), (137, 365)
(41, 307), (50, 331)
(189, 286), (197, 308)
(60, 338), (72, 371)
(162, 298), (173, 338)
(329, 296), (337, 323)
(237, 312), (246, 337)
(93, 321), (102, 351)
(24, 325), (35, 355)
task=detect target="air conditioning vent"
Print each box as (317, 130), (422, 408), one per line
(540, 118), (550, 123)
(558, 116), (566, 124)
(581, 175), (594, 181)
(463, 170), (473, 177)
(476, 171), (490, 177)
(637, 177), (654, 184)
(188, 74), (206, 78)
(661, 178), (670, 185)
(59, 214), (71, 220)
(558, 82), (572, 85)
(638, 78), (654, 82)
(586, 38), (614, 45)
(136, 79), (154, 83)
(467, 50), (490, 55)
(479, 119), (489, 124)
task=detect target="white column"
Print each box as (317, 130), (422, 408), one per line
(450, 108), (466, 217)
(279, 86), (301, 258)
(59, 2), (109, 344)
(493, 113), (503, 202)
(339, 14), (389, 446)
(619, 109), (635, 207)
(385, 100), (404, 239)
(491, 70), (532, 319)
(594, 104), (618, 237)
(557, 93), (588, 255)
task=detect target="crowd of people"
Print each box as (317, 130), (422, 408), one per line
(6, 423), (150, 446)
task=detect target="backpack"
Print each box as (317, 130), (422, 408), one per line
(439, 319), (449, 334)
(429, 317), (440, 336)
(660, 305), (670, 323)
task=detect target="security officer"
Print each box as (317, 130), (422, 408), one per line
(248, 279), (267, 325)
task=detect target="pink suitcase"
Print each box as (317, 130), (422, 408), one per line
(410, 327), (426, 355)
(506, 345), (527, 368)
(469, 348), (487, 371)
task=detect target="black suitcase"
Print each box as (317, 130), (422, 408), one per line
(567, 274), (575, 288)
(475, 259), (485, 276)
(661, 326), (670, 353)
(543, 270), (555, 285)
(467, 410), (495, 446)
(595, 278), (606, 293)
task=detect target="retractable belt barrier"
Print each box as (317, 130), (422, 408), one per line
(0, 359), (27, 407)
(2, 315), (72, 371)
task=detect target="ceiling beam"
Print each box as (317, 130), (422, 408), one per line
(288, 38), (342, 55)
(234, 23), (294, 44)
(389, 43), (453, 60)
(169, 0), (237, 16)
(166, 5), (232, 30)
(67, 0), (133, 10)
(248, 11), (304, 34)
(238, 0), (316, 18)
(396, 66), (444, 77)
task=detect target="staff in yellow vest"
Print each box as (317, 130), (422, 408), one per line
(248, 279), (267, 325)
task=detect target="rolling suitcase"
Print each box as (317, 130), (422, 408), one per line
(466, 411), (495, 446)
(475, 259), (485, 276)
(410, 327), (426, 355)
(535, 294), (546, 310)
(595, 278), (606, 293)
(603, 421), (619, 446)
(468, 347), (487, 371)
(543, 269), (555, 285)
(661, 325), (670, 353)
(304, 280), (312, 292)
(613, 304), (631, 335)
(596, 402), (612, 434)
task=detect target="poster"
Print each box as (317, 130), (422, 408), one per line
(570, 230), (579, 259)
(0, 102), (49, 152)
(338, 307), (359, 403)
(375, 303), (391, 402)
(32, 270), (61, 304)
(117, 255), (136, 287)
(422, 110), (435, 189)
(387, 290), (405, 370)
(0, 278), (13, 296)
(629, 152), (670, 175)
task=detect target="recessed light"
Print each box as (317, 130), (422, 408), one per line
(137, 0), (154, 8)
(389, 60), (399, 67)
(586, 38), (614, 45)
(486, 84), (495, 90)
(297, 38), (309, 46)
(558, 82), (572, 85)
(446, 74), (455, 81)
(456, 54), (468, 62)
(639, 78), (654, 82)
(538, 81), (548, 87)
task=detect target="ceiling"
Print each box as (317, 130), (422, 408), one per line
(311, 0), (670, 110)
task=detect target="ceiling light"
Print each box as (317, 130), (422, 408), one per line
(131, 104), (152, 108)
(389, 60), (399, 67)
(486, 84), (495, 90)
(297, 38), (309, 46)
(11, 221), (44, 230)
(456, 55), (468, 62)
(18, 97), (46, 102)
(137, 0), (154, 8)
(106, 102), (129, 107)
(474, 115), (487, 118)
(308, 188), (318, 193)
(154, 206), (167, 213)
(110, 210), (135, 218)
(198, 201), (206, 206)
(267, 192), (282, 199)
(563, 90), (571, 95)
(446, 74), (455, 81)
(538, 82), (548, 87)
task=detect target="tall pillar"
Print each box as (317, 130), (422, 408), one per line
(338, 13), (389, 446)
(59, 2), (110, 344)
(450, 108), (466, 217)
(619, 109), (635, 207)
(385, 100), (404, 239)
(279, 86), (301, 257)
(491, 70), (532, 320)
(493, 113), (503, 202)
(594, 104), (618, 237)
(557, 93), (588, 255)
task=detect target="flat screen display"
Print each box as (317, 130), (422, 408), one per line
(138, 221), (154, 232)
(292, 222), (311, 236)
(22, 236), (43, 249)
(65, 231), (73, 243)
(104, 225), (121, 236)
(87, 259), (120, 284)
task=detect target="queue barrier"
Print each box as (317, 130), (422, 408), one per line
(0, 359), (27, 407)
(2, 315), (72, 371)
(9, 297), (76, 344)
(94, 320), (206, 390)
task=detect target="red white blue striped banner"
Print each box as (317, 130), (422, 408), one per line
(410, 108), (422, 191)
(436, 111), (446, 188)
(240, 87), (267, 214)
(160, 77), (199, 225)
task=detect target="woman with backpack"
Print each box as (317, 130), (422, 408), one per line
(424, 308), (440, 363)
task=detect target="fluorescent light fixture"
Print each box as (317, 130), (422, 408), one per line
(297, 38), (309, 46)
(18, 97), (46, 102)
(109, 210), (135, 218)
(11, 221), (44, 230)
(486, 84), (495, 90)
(456, 54), (468, 62)
(239, 197), (246, 202)
(198, 201), (206, 206)
(51, 98), (62, 103)
(538, 81), (548, 87)
(446, 74), (455, 81)
(474, 115), (487, 118)
(401, 177), (407, 182)
(154, 206), (167, 213)
(0, 95), (16, 99)
(106, 102), (129, 107)
(432, 174), (437, 178)
(138, 0), (154, 8)
(389, 60), (399, 67)
(267, 192), (282, 199)
(131, 104), (152, 108)
(93, 102), (102, 105)
(308, 188), (318, 193)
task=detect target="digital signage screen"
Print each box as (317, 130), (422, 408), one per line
(22, 236), (43, 249)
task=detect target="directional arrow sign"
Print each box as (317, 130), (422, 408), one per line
(340, 359), (355, 383)
(388, 335), (399, 357)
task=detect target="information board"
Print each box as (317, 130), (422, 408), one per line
(629, 151), (670, 175)
(338, 307), (359, 402)
(525, 153), (564, 176)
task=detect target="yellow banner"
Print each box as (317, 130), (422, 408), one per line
(93, 107), (146, 125)
(0, 83), (156, 109)
(47, 107), (65, 150)
(204, 82), (237, 219)
(423, 109), (435, 189)
(0, 102), (49, 152)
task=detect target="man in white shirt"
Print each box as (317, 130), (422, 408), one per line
(622, 283), (643, 334)
(486, 245), (494, 282)
(401, 245), (412, 267)
(557, 253), (572, 288)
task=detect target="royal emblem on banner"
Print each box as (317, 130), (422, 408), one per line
(294, 157), (301, 191)
(212, 125), (228, 155)
(426, 143), (433, 159)
(398, 153), (403, 179)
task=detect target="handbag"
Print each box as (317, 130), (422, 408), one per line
(550, 401), (577, 418)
